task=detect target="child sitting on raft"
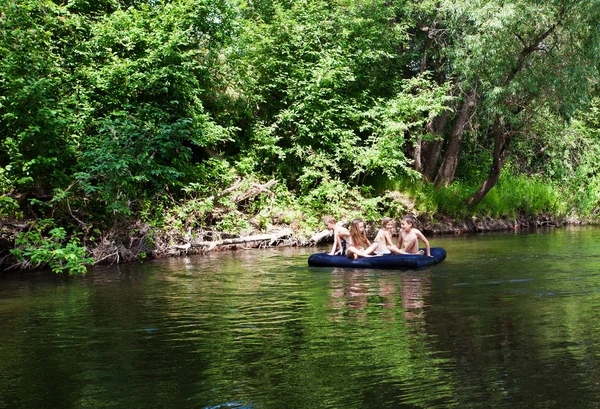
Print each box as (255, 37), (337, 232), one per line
(340, 218), (380, 260)
(393, 215), (431, 257)
(372, 217), (403, 255)
(323, 215), (350, 256)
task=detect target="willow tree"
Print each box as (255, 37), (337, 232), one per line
(419, 0), (600, 206)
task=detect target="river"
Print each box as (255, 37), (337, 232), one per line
(1, 226), (600, 408)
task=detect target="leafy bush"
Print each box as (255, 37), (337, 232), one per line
(10, 220), (93, 275)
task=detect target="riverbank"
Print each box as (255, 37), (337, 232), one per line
(1, 210), (596, 273)
(421, 214), (566, 235)
(84, 214), (576, 260)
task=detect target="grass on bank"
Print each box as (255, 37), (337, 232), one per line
(424, 175), (567, 219)
(376, 171), (572, 222)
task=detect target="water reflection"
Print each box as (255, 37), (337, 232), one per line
(401, 272), (429, 323)
(323, 267), (458, 407)
(3, 228), (600, 408)
(327, 268), (432, 325)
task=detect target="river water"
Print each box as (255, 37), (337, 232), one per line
(2, 226), (600, 409)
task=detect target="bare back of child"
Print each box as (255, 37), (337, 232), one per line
(323, 216), (349, 256)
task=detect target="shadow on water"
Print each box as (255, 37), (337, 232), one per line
(2, 227), (600, 408)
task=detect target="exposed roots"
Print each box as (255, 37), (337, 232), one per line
(90, 222), (151, 265)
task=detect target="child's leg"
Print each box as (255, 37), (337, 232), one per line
(386, 244), (404, 254)
(364, 242), (379, 255)
(346, 247), (358, 259)
(346, 246), (375, 259)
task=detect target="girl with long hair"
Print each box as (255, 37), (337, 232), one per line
(343, 218), (378, 260)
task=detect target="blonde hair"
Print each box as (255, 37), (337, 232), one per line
(323, 215), (336, 225)
(350, 218), (370, 248)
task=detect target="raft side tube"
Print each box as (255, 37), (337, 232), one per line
(307, 247), (446, 269)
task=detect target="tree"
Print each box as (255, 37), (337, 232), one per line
(416, 0), (600, 206)
(0, 1), (85, 210)
(0, 0), (240, 223)
(233, 0), (447, 191)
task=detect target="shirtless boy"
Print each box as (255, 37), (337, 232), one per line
(394, 215), (431, 257)
(324, 216), (350, 256)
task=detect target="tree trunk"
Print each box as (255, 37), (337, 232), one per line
(421, 108), (451, 181)
(465, 118), (511, 208)
(434, 89), (476, 187)
(412, 135), (423, 172)
(410, 33), (435, 172)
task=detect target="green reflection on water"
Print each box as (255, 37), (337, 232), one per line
(2, 227), (600, 409)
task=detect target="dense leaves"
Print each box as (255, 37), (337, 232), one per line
(1, 0), (600, 273)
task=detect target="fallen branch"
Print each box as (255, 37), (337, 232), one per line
(309, 229), (332, 244)
(94, 251), (119, 265)
(172, 243), (191, 255)
(183, 228), (293, 253)
(232, 179), (277, 204)
(207, 178), (242, 202)
(203, 178), (276, 205)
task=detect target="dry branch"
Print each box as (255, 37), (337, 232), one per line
(203, 178), (277, 206)
(191, 228), (292, 248)
(232, 179), (277, 203)
(206, 178), (242, 202)
(309, 229), (332, 244)
(168, 228), (293, 254)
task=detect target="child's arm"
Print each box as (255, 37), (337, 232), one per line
(329, 231), (339, 255)
(329, 226), (342, 255)
(334, 228), (351, 255)
(416, 230), (431, 256)
(383, 231), (394, 246)
(397, 234), (404, 250)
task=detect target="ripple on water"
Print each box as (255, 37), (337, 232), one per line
(3, 232), (600, 408)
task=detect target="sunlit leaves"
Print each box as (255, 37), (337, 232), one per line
(235, 0), (442, 191)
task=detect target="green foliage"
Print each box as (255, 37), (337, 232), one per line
(359, 76), (450, 180)
(418, 170), (565, 219)
(215, 212), (250, 235)
(1, 0), (240, 226)
(182, 158), (238, 199)
(234, 0), (445, 191)
(71, 0), (238, 218)
(556, 101), (600, 217)
(430, 0), (600, 207)
(441, 0), (600, 111)
(2, 0), (600, 270)
(0, 196), (21, 218)
(480, 173), (565, 218)
(0, 1), (85, 198)
(505, 100), (600, 217)
(10, 220), (93, 275)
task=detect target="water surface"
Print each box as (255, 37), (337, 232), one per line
(2, 226), (600, 408)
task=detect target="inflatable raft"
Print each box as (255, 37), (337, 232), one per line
(308, 247), (446, 269)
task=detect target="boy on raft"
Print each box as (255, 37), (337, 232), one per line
(393, 215), (431, 257)
(323, 216), (349, 256)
